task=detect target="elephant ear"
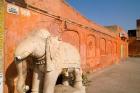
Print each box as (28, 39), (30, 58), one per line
(46, 36), (62, 71)
(49, 36), (60, 58)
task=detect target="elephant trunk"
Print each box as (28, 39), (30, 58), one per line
(15, 60), (28, 93)
(14, 39), (34, 93)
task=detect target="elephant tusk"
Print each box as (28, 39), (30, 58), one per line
(14, 51), (32, 63)
(15, 56), (22, 60)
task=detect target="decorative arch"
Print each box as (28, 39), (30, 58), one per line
(86, 35), (96, 70)
(86, 35), (96, 58)
(107, 40), (112, 55)
(61, 30), (80, 51)
(100, 38), (106, 55)
(113, 42), (117, 54)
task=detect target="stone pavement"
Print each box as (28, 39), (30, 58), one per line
(55, 85), (85, 93)
(86, 57), (140, 93)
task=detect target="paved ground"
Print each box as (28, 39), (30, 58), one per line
(86, 57), (140, 93)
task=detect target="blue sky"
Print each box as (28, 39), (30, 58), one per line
(65, 0), (140, 31)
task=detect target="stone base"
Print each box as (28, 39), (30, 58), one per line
(54, 85), (86, 93)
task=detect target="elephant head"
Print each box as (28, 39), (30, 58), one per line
(14, 29), (51, 93)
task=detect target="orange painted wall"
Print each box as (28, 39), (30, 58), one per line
(3, 0), (128, 93)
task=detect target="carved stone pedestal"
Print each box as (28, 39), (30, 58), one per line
(54, 85), (86, 93)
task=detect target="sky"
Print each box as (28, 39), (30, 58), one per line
(65, 0), (140, 31)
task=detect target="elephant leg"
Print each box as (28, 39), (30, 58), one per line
(62, 68), (69, 86)
(31, 67), (43, 93)
(74, 68), (86, 93)
(74, 68), (83, 88)
(43, 69), (62, 93)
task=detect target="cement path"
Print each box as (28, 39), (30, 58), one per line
(86, 57), (140, 93)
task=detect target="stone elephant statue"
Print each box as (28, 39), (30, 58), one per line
(14, 29), (85, 93)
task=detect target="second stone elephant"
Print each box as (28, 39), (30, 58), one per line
(14, 29), (85, 93)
